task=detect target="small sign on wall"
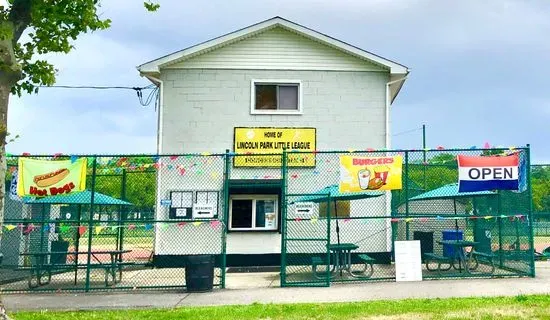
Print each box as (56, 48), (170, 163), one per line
(394, 240), (422, 282)
(192, 203), (215, 219)
(294, 202), (314, 218)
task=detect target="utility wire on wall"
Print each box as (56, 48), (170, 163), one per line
(38, 84), (160, 109)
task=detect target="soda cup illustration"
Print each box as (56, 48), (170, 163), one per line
(358, 169), (371, 190)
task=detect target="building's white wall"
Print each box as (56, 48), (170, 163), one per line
(167, 27), (387, 72)
(157, 43), (390, 255)
(160, 69), (388, 154)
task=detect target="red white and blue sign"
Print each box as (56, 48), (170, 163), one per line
(457, 154), (520, 192)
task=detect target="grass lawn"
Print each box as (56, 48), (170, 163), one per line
(11, 295), (550, 320)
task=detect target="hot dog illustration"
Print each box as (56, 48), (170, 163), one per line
(33, 168), (70, 187)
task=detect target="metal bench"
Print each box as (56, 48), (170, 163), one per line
(350, 254), (375, 278)
(424, 253), (452, 273)
(471, 251), (495, 274)
(311, 256), (330, 280)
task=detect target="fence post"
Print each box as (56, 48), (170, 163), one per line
(85, 156), (98, 292)
(526, 145), (535, 277)
(118, 168), (127, 259)
(404, 151), (410, 240)
(220, 150), (230, 289)
(280, 148), (287, 287)
(497, 191), (503, 267)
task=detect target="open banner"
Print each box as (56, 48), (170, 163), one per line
(457, 153), (521, 192)
(339, 155), (403, 192)
(17, 158), (87, 197)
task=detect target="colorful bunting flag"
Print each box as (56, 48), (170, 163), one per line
(310, 218), (318, 224)
(144, 224), (153, 231)
(95, 226), (105, 235)
(78, 226), (87, 236)
(60, 225), (70, 233)
(177, 222), (186, 227)
(128, 224), (136, 230)
(5, 225), (16, 231)
(170, 156), (178, 161)
(192, 221), (203, 226)
(210, 220), (221, 229)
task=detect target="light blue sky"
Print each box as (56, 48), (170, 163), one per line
(7, 0), (549, 163)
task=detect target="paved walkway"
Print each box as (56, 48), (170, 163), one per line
(4, 262), (550, 312)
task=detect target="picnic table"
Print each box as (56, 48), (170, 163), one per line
(20, 249), (132, 289)
(436, 240), (481, 273)
(312, 243), (375, 279)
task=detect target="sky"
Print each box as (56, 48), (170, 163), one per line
(6, 0), (550, 163)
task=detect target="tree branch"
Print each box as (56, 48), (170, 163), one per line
(9, 0), (32, 43)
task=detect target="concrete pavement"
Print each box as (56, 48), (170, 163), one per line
(4, 262), (550, 312)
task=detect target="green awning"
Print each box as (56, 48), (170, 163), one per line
(408, 183), (497, 201)
(295, 184), (384, 203)
(24, 190), (132, 206)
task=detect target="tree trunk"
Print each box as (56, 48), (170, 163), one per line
(0, 81), (11, 320)
(0, 23), (19, 320)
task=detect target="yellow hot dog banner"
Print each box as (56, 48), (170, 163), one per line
(339, 155), (403, 192)
(17, 158), (87, 197)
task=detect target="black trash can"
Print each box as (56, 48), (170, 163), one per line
(185, 255), (214, 292)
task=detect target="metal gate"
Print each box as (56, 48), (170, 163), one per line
(281, 192), (331, 287)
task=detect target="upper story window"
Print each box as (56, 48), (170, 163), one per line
(251, 80), (302, 115)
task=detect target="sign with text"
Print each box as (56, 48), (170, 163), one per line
(457, 153), (520, 192)
(394, 240), (422, 282)
(17, 158), (87, 197)
(234, 127), (316, 167)
(339, 155), (402, 193)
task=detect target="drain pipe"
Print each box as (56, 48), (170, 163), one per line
(385, 75), (408, 254)
(144, 74), (163, 256)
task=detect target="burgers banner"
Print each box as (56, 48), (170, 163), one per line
(17, 158), (87, 197)
(339, 155), (403, 193)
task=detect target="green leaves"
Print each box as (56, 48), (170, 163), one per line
(144, 1), (160, 12)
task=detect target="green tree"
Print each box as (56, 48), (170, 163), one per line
(532, 165), (550, 212)
(0, 2), (158, 318)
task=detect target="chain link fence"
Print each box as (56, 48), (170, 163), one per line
(0, 154), (227, 293)
(281, 148), (534, 287)
(0, 148), (536, 292)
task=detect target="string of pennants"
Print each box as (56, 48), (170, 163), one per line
(293, 214), (527, 224)
(5, 144), (523, 176)
(2, 220), (224, 234)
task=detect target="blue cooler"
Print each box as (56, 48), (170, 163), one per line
(442, 230), (463, 258)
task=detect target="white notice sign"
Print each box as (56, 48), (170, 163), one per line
(394, 240), (422, 282)
(294, 202), (314, 218)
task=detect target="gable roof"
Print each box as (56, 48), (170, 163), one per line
(137, 16), (409, 75)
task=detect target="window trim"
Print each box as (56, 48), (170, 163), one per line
(229, 194), (279, 231)
(250, 79), (303, 115)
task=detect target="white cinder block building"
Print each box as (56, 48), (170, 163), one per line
(138, 17), (408, 266)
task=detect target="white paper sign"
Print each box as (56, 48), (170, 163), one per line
(394, 240), (422, 282)
(294, 202), (314, 217)
(192, 203), (215, 219)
